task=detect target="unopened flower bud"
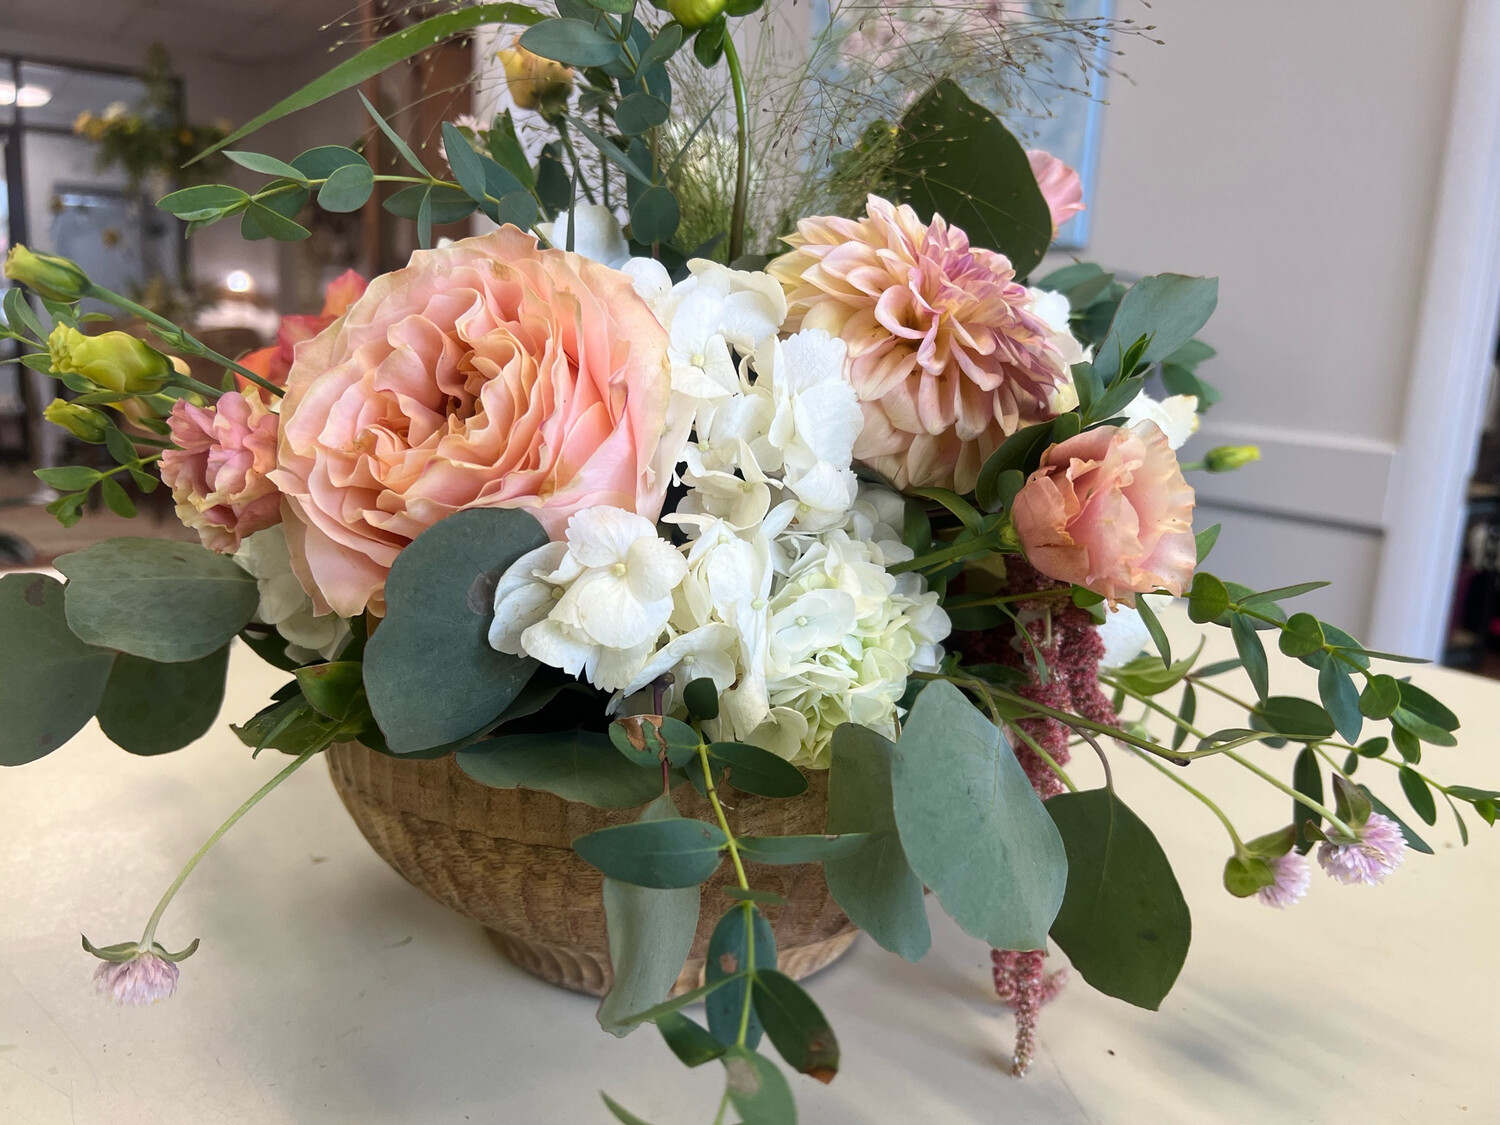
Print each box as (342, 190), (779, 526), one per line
(498, 41), (574, 116)
(3, 245), (90, 302)
(1203, 444), (1261, 473)
(48, 324), (172, 394)
(668, 0), (727, 30)
(44, 399), (110, 442)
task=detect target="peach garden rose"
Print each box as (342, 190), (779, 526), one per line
(768, 195), (1077, 493)
(1011, 421), (1197, 604)
(271, 227), (673, 618)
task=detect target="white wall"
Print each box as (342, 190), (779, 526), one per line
(1077, 0), (1473, 645)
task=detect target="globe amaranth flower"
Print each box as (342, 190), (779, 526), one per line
(768, 195), (1078, 493)
(1256, 851), (1311, 908)
(1011, 421), (1197, 605)
(1027, 149), (1086, 235)
(93, 950), (180, 1005)
(160, 388), (281, 553)
(271, 228), (672, 618)
(1317, 812), (1408, 885)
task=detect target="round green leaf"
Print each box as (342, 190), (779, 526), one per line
(1278, 611), (1325, 658)
(683, 677), (720, 721)
(722, 1045), (795, 1124)
(96, 646), (230, 755)
(893, 681), (1067, 950)
(615, 93), (670, 136)
(1048, 788), (1192, 1006)
(572, 817), (728, 888)
(318, 162), (375, 212)
(1257, 696), (1335, 741)
(629, 184), (680, 245)
(0, 574), (116, 765)
(56, 538), (259, 663)
(362, 508), (548, 753)
(519, 18), (624, 66)
(1359, 673), (1402, 720)
(291, 145), (369, 179)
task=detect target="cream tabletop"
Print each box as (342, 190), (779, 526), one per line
(2, 608), (1497, 1125)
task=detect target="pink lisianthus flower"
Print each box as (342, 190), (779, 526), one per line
(1011, 421), (1197, 605)
(1317, 812), (1408, 885)
(1027, 150), (1086, 236)
(767, 195), (1077, 493)
(93, 951), (179, 1005)
(271, 227), (672, 618)
(1256, 851), (1311, 908)
(238, 269), (367, 390)
(159, 388), (281, 553)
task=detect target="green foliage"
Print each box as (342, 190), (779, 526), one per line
(597, 794), (702, 1037)
(600, 1093), (656, 1125)
(722, 1045), (797, 1124)
(56, 537), (259, 663)
(735, 833), (869, 865)
(194, 5), (543, 163)
(683, 678), (720, 721)
(656, 1011), (727, 1067)
(96, 646), (230, 755)
(888, 80), (1052, 277)
(893, 681), (1067, 950)
(1046, 789), (1191, 1009)
(1292, 747), (1323, 853)
(705, 904), (776, 1049)
(752, 969), (839, 1081)
(708, 741), (808, 798)
(0, 574), (116, 765)
(573, 817), (728, 887)
(609, 714), (699, 768)
(1093, 274), (1220, 385)
(974, 421), (1055, 512)
(520, 18), (624, 67)
(823, 724), (930, 961)
(1186, 573), (1230, 625)
(363, 509), (548, 753)
(458, 731), (663, 808)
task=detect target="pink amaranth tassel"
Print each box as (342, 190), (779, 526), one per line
(991, 948), (1066, 1075)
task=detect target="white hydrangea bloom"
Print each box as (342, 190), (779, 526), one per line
(537, 203), (631, 268)
(1121, 392), (1200, 451)
(234, 527), (349, 663)
(1029, 287), (1089, 414)
(486, 262), (950, 765)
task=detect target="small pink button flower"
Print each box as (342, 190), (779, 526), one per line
(1317, 812), (1408, 885)
(1256, 851), (1310, 908)
(93, 950), (180, 1005)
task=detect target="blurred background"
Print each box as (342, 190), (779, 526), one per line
(1, 0), (1497, 672)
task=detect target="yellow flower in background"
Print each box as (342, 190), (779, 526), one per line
(1203, 444), (1262, 472)
(498, 40), (573, 116)
(3, 245), (91, 302)
(43, 399), (110, 443)
(48, 325), (172, 394)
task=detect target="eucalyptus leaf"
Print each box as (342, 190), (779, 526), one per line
(823, 724), (930, 961)
(1094, 273), (1220, 384)
(573, 817), (728, 888)
(706, 905), (776, 1049)
(1046, 788), (1191, 1009)
(458, 731), (662, 809)
(892, 681), (1067, 950)
(722, 1046), (797, 1125)
(0, 574), (116, 766)
(709, 741), (807, 798)
(655, 1012), (727, 1068)
(363, 508), (548, 753)
(520, 18), (624, 66)
(317, 162), (375, 212)
(597, 794), (702, 1037)
(752, 969), (839, 1082)
(56, 538), (259, 663)
(96, 646), (230, 755)
(736, 833), (869, 866)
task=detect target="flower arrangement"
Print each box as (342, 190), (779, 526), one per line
(2, 2), (1496, 1121)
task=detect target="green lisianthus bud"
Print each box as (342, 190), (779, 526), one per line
(668, 0), (727, 31)
(1203, 444), (1261, 473)
(43, 399), (110, 443)
(48, 324), (172, 394)
(3, 245), (90, 302)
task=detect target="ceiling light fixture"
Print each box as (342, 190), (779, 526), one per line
(0, 82), (54, 108)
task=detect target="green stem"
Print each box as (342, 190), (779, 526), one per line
(888, 536), (997, 576)
(101, 453), (161, 480)
(1133, 746), (1245, 849)
(694, 738), (756, 1046)
(1222, 748), (1354, 838)
(722, 31), (750, 263)
(1006, 719), (1078, 792)
(86, 285), (284, 399)
(138, 747), (319, 948)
